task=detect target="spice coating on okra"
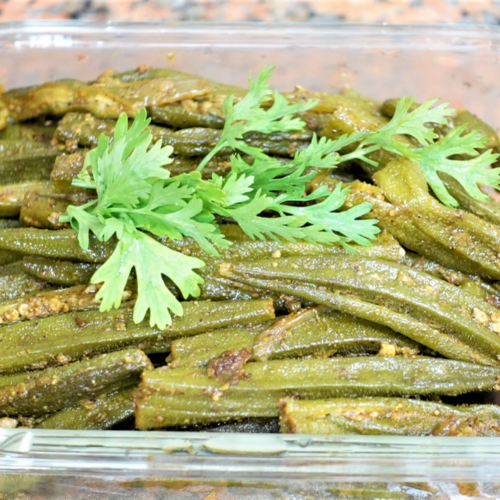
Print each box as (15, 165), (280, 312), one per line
(1, 65), (500, 434)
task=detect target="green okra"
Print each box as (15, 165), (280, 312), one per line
(0, 220), (22, 266)
(0, 299), (275, 374)
(279, 397), (500, 436)
(0, 181), (53, 217)
(251, 307), (419, 362)
(36, 387), (135, 430)
(311, 175), (482, 275)
(0, 70), (213, 121)
(374, 160), (500, 280)
(219, 270), (498, 367)
(222, 255), (500, 355)
(149, 102), (225, 129)
(49, 152), (88, 193)
(22, 256), (100, 286)
(0, 349), (152, 416)
(0, 261), (53, 302)
(134, 357), (500, 429)
(0, 223), (404, 267)
(168, 325), (265, 369)
(20, 191), (94, 230)
(0, 121), (58, 144)
(0, 140), (60, 184)
(0, 282), (133, 324)
(55, 112), (312, 158)
(0, 227), (115, 262)
(168, 308), (419, 369)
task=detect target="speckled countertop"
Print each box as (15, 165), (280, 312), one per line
(1, 0), (500, 23)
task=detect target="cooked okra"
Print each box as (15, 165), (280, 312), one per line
(1, 66), (500, 435)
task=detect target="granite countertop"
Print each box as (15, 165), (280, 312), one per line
(1, 0), (500, 23)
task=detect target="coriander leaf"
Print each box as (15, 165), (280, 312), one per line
(274, 184), (379, 247)
(227, 191), (309, 242)
(94, 109), (173, 209)
(60, 201), (102, 250)
(367, 97), (454, 149)
(407, 125), (500, 206)
(197, 66), (317, 171)
(92, 228), (205, 329)
(211, 172), (254, 206)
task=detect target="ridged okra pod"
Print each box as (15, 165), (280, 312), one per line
(280, 397), (500, 436)
(0, 71), (213, 121)
(311, 175), (486, 276)
(37, 387), (135, 430)
(0, 262), (53, 302)
(0, 181), (53, 217)
(0, 140), (60, 184)
(135, 357), (500, 428)
(0, 282), (133, 324)
(168, 308), (418, 369)
(20, 191), (93, 230)
(219, 265), (499, 366)
(0, 299), (274, 374)
(0, 225), (404, 266)
(0, 349), (152, 416)
(374, 160), (500, 280)
(21, 257), (100, 286)
(55, 112), (312, 158)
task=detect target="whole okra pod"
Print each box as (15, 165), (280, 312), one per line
(135, 357), (500, 429)
(0, 299), (274, 374)
(37, 387), (135, 430)
(219, 267), (499, 366)
(280, 397), (500, 436)
(0, 349), (152, 416)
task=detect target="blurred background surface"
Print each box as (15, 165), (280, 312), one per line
(1, 0), (500, 24)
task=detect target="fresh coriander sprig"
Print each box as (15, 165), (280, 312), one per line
(63, 66), (500, 328)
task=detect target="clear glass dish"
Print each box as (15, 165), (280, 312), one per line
(2, 21), (500, 499)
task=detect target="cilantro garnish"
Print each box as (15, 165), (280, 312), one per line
(62, 67), (500, 328)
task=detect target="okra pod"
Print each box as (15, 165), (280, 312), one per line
(0, 262), (53, 302)
(1, 71), (212, 121)
(0, 228), (115, 262)
(20, 191), (94, 230)
(0, 299), (274, 374)
(49, 152), (88, 193)
(55, 112), (312, 157)
(0, 224), (403, 267)
(0, 121), (58, 144)
(374, 160), (500, 280)
(252, 307), (419, 362)
(169, 308), (418, 369)
(280, 397), (500, 436)
(0, 349), (152, 416)
(135, 357), (500, 428)
(0, 282), (133, 324)
(219, 270), (498, 366)
(37, 387), (135, 430)
(0, 181), (53, 217)
(311, 175), (479, 275)
(0, 140), (60, 184)
(22, 256), (100, 286)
